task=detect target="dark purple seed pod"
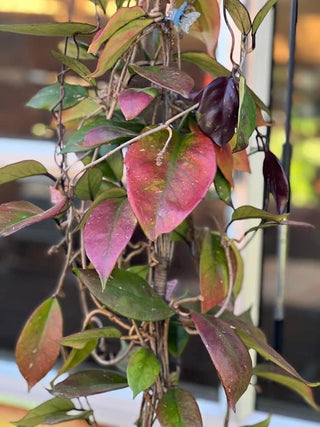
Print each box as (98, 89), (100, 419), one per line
(196, 76), (239, 147)
(263, 150), (289, 214)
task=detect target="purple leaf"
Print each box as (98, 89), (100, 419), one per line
(0, 197), (67, 237)
(84, 198), (136, 288)
(191, 312), (252, 411)
(263, 150), (289, 214)
(196, 76), (239, 147)
(81, 125), (136, 147)
(118, 88), (157, 120)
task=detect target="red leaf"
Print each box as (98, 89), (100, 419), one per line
(200, 231), (228, 312)
(84, 198), (136, 288)
(118, 88), (157, 120)
(191, 312), (252, 411)
(189, 0), (220, 56)
(0, 197), (67, 237)
(125, 129), (216, 240)
(232, 149), (251, 173)
(15, 298), (63, 390)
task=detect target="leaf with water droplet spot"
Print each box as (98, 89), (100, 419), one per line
(15, 298), (63, 390)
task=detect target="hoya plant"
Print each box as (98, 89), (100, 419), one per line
(0, 0), (319, 426)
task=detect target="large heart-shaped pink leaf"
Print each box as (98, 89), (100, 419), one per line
(84, 198), (137, 288)
(125, 129), (216, 241)
(15, 298), (63, 390)
(191, 312), (252, 411)
(0, 197), (67, 237)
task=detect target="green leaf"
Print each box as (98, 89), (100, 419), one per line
(127, 348), (160, 398)
(126, 264), (149, 280)
(50, 370), (127, 398)
(157, 388), (203, 427)
(181, 51), (230, 78)
(59, 327), (121, 349)
(51, 50), (95, 85)
(168, 323), (190, 358)
(56, 340), (97, 378)
(0, 22), (96, 37)
(0, 160), (47, 185)
(90, 17), (153, 78)
(235, 76), (257, 152)
(214, 168), (234, 208)
(58, 39), (96, 60)
(74, 268), (175, 321)
(224, 0), (252, 35)
(231, 205), (288, 222)
(200, 231), (228, 312)
(74, 167), (103, 200)
(181, 52), (270, 114)
(15, 298), (63, 390)
(254, 364), (319, 410)
(12, 397), (92, 427)
(229, 240), (244, 298)
(252, 0), (277, 35)
(241, 415), (272, 427)
(26, 83), (87, 111)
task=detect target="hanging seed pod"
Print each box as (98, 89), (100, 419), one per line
(196, 76), (239, 147)
(263, 150), (289, 214)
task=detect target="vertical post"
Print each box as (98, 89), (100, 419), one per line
(274, 0), (298, 354)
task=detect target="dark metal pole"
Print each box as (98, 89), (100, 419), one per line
(274, 0), (298, 353)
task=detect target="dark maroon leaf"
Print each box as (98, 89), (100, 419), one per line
(263, 150), (289, 214)
(191, 312), (252, 411)
(130, 65), (194, 98)
(196, 76), (239, 147)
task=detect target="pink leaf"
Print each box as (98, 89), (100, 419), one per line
(191, 312), (252, 411)
(0, 197), (67, 237)
(84, 198), (137, 288)
(15, 298), (63, 390)
(125, 129), (216, 240)
(118, 88), (157, 120)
